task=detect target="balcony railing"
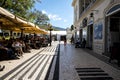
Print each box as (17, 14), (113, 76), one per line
(79, 0), (97, 19)
(110, 0), (120, 3)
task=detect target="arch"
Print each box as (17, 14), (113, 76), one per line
(106, 4), (120, 16)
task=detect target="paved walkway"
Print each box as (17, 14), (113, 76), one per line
(0, 41), (120, 80)
(59, 42), (120, 80)
(0, 41), (59, 80)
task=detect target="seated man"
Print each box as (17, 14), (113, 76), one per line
(0, 43), (16, 59)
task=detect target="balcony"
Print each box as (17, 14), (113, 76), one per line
(79, 0), (97, 18)
(110, 0), (120, 3)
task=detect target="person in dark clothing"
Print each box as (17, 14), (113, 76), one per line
(82, 38), (86, 48)
(0, 43), (16, 59)
(64, 38), (67, 46)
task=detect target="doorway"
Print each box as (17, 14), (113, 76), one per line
(87, 24), (93, 49)
(105, 11), (120, 56)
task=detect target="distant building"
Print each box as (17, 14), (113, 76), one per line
(72, 0), (120, 56)
(66, 27), (79, 41)
(48, 31), (66, 41)
(66, 28), (73, 40)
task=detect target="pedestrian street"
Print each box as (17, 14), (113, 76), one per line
(0, 42), (59, 80)
(1, 41), (120, 80)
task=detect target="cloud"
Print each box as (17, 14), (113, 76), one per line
(42, 10), (67, 22)
(63, 19), (67, 22)
(48, 14), (62, 21)
(42, 10), (47, 14)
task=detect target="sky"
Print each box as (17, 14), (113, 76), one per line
(34, 0), (73, 29)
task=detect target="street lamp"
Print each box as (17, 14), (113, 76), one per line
(48, 24), (53, 46)
(20, 27), (25, 38)
(0, 22), (2, 33)
(0, 21), (2, 29)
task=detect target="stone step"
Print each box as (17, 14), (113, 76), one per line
(76, 68), (104, 73)
(80, 76), (113, 80)
(75, 67), (113, 80)
(78, 72), (108, 76)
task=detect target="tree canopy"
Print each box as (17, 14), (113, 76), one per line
(0, 0), (49, 27)
(71, 25), (74, 31)
(27, 9), (49, 26)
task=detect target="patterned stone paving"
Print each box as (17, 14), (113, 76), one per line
(0, 44), (59, 80)
(1, 41), (120, 80)
(59, 42), (120, 80)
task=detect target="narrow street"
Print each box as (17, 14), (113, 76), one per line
(0, 41), (120, 80)
(59, 42), (120, 80)
(1, 0), (120, 80)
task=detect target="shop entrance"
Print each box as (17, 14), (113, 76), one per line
(105, 11), (120, 56)
(87, 24), (93, 49)
(60, 35), (66, 41)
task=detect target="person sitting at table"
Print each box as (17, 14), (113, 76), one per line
(0, 42), (16, 59)
(12, 39), (23, 57)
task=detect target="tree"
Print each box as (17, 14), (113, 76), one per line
(0, 0), (7, 7)
(0, 0), (50, 28)
(26, 9), (50, 25)
(34, 10), (49, 25)
(0, 0), (41, 18)
(71, 25), (74, 31)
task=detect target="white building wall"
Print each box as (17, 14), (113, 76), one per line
(49, 31), (66, 41)
(72, 0), (116, 54)
(92, 0), (111, 54)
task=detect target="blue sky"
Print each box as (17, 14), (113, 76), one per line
(34, 0), (73, 29)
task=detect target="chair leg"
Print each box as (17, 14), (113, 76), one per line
(0, 65), (5, 71)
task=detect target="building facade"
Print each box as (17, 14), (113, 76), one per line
(72, 0), (120, 56)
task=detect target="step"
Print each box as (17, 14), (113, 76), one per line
(80, 76), (113, 80)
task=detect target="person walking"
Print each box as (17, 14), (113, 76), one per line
(64, 38), (67, 46)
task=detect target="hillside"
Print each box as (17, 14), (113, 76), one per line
(52, 26), (66, 31)
(39, 25), (66, 31)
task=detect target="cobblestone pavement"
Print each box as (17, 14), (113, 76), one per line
(1, 41), (120, 80)
(59, 42), (120, 80)
(0, 41), (59, 80)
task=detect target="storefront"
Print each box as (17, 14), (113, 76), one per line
(105, 4), (120, 56)
(87, 13), (94, 49)
(72, 0), (120, 56)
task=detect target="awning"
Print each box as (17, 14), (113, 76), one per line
(0, 7), (48, 34)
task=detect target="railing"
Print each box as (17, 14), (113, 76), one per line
(110, 0), (120, 3)
(79, 0), (97, 19)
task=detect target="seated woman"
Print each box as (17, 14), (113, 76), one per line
(12, 39), (23, 57)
